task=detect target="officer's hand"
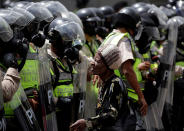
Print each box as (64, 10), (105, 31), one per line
(28, 98), (39, 111)
(138, 61), (150, 71)
(70, 119), (86, 131)
(138, 97), (148, 116)
(18, 40), (29, 58)
(3, 53), (18, 69)
(65, 47), (79, 64)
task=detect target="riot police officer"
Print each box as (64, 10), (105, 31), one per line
(106, 6), (148, 116)
(0, 16), (21, 131)
(47, 17), (84, 131)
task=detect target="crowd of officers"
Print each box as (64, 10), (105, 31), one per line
(0, 0), (183, 131)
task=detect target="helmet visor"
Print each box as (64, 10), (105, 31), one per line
(148, 5), (168, 29)
(25, 2), (53, 23)
(68, 12), (83, 29)
(0, 17), (13, 42)
(0, 9), (23, 26)
(45, 1), (69, 18)
(54, 22), (82, 41)
(12, 7), (35, 28)
(144, 26), (161, 40)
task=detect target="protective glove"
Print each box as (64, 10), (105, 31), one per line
(64, 47), (79, 64)
(9, 37), (29, 58)
(17, 38), (29, 58)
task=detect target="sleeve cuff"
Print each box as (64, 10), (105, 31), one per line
(5, 68), (20, 80)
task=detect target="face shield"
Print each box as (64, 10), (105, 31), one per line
(0, 16), (13, 42)
(68, 12), (83, 29)
(11, 7), (35, 29)
(136, 26), (160, 53)
(13, 1), (30, 8)
(0, 9), (23, 26)
(24, 2), (53, 23)
(54, 22), (81, 42)
(144, 26), (161, 41)
(148, 5), (168, 29)
(41, 1), (69, 18)
(86, 16), (101, 27)
(134, 21), (144, 41)
(85, 16), (102, 36)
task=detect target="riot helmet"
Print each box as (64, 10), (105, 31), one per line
(19, 2), (53, 47)
(13, 1), (30, 8)
(0, 9), (23, 28)
(68, 12), (83, 29)
(160, 6), (176, 18)
(2, 0), (16, 8)
(89, 7), (104, 26)
(113, 1), (128, 12)
(10, 7), (35, 29)
(132, 2), (147, 9)
(48, 17), (84, 63)
(48, 17), (84, 44)
(176, 1), (184, 17)
(114, 7), (142, 40)
(168, 0), (177, 6)
(76, 8), (101, 36)
(134, 5), (151, 15)
(148, 5), (168, 40)
(169, 16), (184, 57)
(136, 13), (161, 54)
(99, 6), (115, 31)
(39, 1), (69, 18)
(89, 7), (109, 39)
(24, 2), (53, 24)
(140, 11), (159, 27)
(0, 16), (13, 42)
(148, 5), (168, 27)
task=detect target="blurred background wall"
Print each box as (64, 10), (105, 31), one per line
(0, 0), (168, 10)
(58, 0), (168, 11)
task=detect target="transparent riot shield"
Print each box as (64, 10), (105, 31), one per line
(165, 16), (184, 108)
(72, 51), (88, 122)
(38, 44), (58, 131)
(156, 17), (179, 117)
(0, 78), (6, 131)
(83, 57), (98, 121)
(4, 83), (41, 131)
(142, 103), (164, 131)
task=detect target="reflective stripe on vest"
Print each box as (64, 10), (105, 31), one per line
(20, 46), (39, 90)
(176, 61), (184, 67)
(84, 39), (99, 57)
(102, 32), (143, 101)
(51, 59), (76, 97)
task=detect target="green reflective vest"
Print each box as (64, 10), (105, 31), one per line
(176, 61), (184, 67)
(50, 58), (76, 97)
(4, 84), (23, 117)
(83, 39), (99, 96)
(20, 46), (39, 90)
(101, 31), (143, 101)
(83, 39), (99, 57)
